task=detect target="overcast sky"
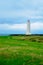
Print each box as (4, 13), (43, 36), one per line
(0, 0), (43, 34)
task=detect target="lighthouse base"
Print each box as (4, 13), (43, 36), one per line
(26, 32), (31, 35)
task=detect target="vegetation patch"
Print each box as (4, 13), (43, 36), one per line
(0, 35), (43, 65)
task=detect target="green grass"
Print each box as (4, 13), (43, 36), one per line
(0, 36), (43, 65)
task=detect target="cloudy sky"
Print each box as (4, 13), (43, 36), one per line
(0, 0), (43, 34)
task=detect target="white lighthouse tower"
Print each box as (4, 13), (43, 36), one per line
(26, 20), (30, 35)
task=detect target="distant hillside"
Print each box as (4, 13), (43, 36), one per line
(10, 34), (43, 36)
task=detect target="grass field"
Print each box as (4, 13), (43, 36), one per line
(0, 35), (43, 65)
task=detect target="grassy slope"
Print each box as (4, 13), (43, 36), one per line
(0, 36), (43, 65)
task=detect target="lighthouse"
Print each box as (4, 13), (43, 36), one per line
(26, 20), (30, 35)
